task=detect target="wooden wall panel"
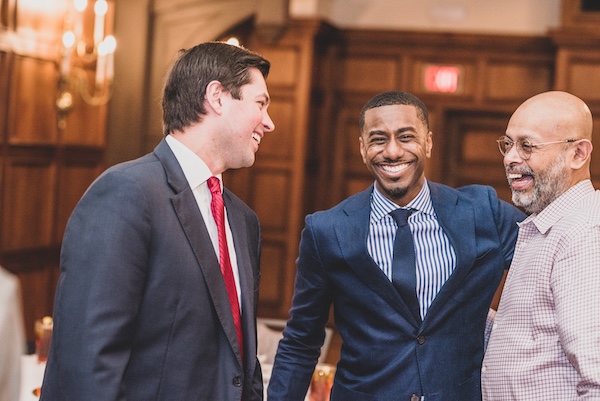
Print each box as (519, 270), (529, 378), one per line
(257, 100), (294, 161)
(485, 62), (553, 101)
(568, 61), (600, 102)
(258, 240), (287, 306)
(7, 56), (58, 145)
(251, 170), (289, 231)
(262, 48), (298, 86)
(1, 155), (56, 251)
(444, 111), (513, 204)
(340, 57), (397, 92)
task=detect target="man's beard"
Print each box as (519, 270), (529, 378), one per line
(386, 185), (409, 200)
(509, 152), (570, 214)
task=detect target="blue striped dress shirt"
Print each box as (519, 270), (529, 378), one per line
(367, 180), (457, 320)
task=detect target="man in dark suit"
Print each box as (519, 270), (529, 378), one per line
(267, 91), (525, 401)
(40, 41), (275, 401)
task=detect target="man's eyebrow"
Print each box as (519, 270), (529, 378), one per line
(367, 129), (386, 137)
(395, 126), (416, 134)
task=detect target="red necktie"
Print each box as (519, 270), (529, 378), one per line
(207, 176), (244, 362)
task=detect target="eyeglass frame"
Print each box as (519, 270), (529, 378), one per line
(496, 136), (578, 160)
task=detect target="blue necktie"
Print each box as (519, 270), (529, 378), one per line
(390, 208), (421, 323)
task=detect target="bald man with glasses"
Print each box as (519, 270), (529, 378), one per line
(482, 91), (600, 400)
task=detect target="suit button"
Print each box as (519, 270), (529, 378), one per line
(411, 394), (420, 401)
(416, 335), (425, 345)
(232, 376), (243, 387)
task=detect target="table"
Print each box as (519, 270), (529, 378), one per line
(20, 355), (45, 401)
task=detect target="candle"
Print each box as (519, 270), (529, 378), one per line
(73, 0), (87, 39)
(103, 35), (117, 82)
(61, 31), (76, 76)
(93, 0), (108, 47)
(96, 39), (108, 88)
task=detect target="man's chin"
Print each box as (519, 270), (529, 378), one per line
(382, 184), (409, 200)
(512, 191), (539, 214)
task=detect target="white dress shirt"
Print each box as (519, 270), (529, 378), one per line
(165, 135), (242, 307)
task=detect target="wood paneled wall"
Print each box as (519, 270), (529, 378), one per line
(0, 0), (110, 344)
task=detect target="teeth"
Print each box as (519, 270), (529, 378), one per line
(382, 164), (408, 173)
(252, 133), (261, 144)
(508, 173), (523, 179)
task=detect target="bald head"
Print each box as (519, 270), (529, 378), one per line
(509, 91), (593, 142)
(504, 91), (594, 205)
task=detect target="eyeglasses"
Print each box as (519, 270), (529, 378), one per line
(496, 136), (578, 160)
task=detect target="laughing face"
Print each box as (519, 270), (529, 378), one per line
(359, 104), (433, 206)
(505, 149), (570, 214)
(219, 68), (274, 170)
(503, 102), (573, 214)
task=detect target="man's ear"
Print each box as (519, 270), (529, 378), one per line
(571, 139), (593, 170)
(205, 80), (224, 115)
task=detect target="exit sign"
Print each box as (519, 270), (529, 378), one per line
(422, 64), (464, 94)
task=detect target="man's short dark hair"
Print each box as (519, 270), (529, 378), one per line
(162, 41), (270, 135)
(359, 91), (430, 132)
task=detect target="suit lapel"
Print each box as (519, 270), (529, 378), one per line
(154, 140), (243, 366)
(423, 182), (477, 321)
(334, 186), (420, 326)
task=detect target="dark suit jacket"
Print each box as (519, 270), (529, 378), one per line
(268, 182), (525, 401)
(41, 139), (263, 401)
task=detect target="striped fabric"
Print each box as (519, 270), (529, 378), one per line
(367, 180), (457, 319)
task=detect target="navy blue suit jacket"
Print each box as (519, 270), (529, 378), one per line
(41, 139), (263, 401)
(268, 182), (525, 401)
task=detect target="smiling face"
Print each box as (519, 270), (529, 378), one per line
(219, 68), (275, 170)
(505, 147), (570, 214)
(503, 92), (581, 214)
(359, 104), (433, 206)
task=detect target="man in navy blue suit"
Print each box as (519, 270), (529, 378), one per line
(41, 42), (274, 401)
(268, 91), (525, 401)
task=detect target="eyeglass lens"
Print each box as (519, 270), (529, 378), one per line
(497, 137), (532, 159)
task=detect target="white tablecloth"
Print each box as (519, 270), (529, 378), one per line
(20, 355), (45, 401)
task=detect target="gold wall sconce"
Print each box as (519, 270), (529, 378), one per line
(56, 0), (116, 129)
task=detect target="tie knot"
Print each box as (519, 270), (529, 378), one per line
(390, 208), (413, 227)
(207, 176), (221, 196)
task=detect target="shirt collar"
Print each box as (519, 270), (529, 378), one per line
(165, 134), (218, 190)
(520, 179), (595, 234)
(370, 179), (434, 222)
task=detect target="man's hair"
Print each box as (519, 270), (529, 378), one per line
(162, 41), (270, 135)
(359, 91), (430, 132)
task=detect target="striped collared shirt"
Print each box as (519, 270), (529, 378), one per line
(367, 180), (457, 320)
